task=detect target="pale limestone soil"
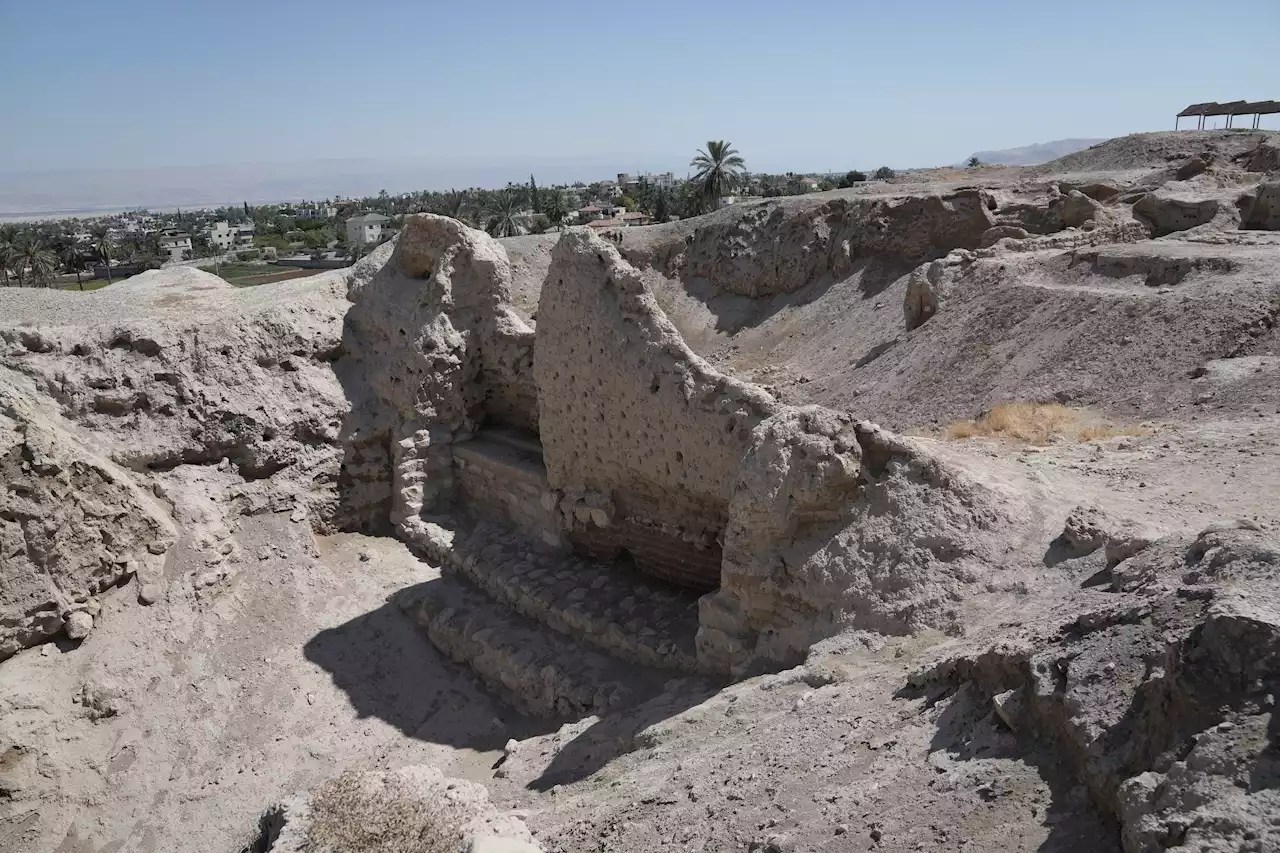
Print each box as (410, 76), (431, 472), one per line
(0, 507), (527, 853)
(495, 636), (1116, 853)
(922, 416), (1280, 544)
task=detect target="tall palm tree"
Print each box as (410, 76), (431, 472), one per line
(11, 234), (58, 287)
(690, 140), (746, 207)
(0, 225), (18, 287)
(432, 189), (475, 227)
(88, 223), (115, 284)
(58, 241), (86, 289)
(543, 190), (569, 230)
(483, 189), (523, 238)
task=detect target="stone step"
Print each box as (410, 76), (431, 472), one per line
(397, 574), (672, 719)
(401, 517), (702, 673)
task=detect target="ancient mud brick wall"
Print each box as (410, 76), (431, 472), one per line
(534, 230), (780, 589)
(453, 437), (561, 549)
(340, 216), (535, 530)
(482, 327), (539, 434)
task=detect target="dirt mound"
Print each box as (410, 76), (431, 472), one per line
(1034, 130), (1273, 175)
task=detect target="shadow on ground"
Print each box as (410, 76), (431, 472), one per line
(524, 677), (724, 792)
(305, 577), (726, 790)
(923, 683), (1123, 853)
(304, 594), (555, 751)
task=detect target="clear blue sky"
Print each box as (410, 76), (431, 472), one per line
(2, 0), (1277, 179)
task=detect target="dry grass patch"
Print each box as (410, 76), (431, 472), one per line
(306, 770), (466, 853)
(944, 403), (1151, 445)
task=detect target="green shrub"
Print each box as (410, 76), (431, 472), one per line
(237, 249), (261, 261)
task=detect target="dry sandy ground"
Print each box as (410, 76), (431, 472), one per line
(0, 490), (533, 852)
(5, 415), (1276, 852)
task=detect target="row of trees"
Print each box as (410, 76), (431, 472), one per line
(0, 222), (141, 289)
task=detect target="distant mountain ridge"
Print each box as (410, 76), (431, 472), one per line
(965, 138), (1110, 167)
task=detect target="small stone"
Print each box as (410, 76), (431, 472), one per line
(138, 583), (162, 605)
(835, 824), (849, 835)
(195, 571), (222, 589)
(306, 692), (316, 706)
(359, 551), (371, 562)
(290, 507), (307, 523)
(64, 611), (93, 640)
(146, 539), (173, 555)
(41, 644), (54, 657)
(504, 738), (520, 757)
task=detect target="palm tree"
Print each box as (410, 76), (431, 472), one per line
(690, 140), (746, 207)
(543, 190), (568, 230)
(11, 234), (58, 287)
(89, 223), (115, 284)
(430, 189), (476, 227)
(482, 189), (523, 238)
(58, 241), (87, 289)
(0, 225), (18, 287)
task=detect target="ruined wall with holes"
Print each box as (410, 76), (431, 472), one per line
(340, 216), (537, 533)
(533, 230), (780, 589)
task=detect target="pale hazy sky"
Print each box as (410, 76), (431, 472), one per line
(1, 0), (1277, 210)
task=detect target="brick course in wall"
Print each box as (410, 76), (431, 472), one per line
(453, 435), (562, 549)
(568, 519), (722, 592)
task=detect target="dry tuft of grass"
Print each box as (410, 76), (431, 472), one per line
(944, 403), (1151, 446)
(306, 771), (466, 853)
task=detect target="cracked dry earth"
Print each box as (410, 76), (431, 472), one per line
(4, 130), (1280, 853)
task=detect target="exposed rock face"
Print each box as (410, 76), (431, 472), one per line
(916, 526), (1280, 853)
(978, 224), (1030, 248)
(1242, 181), (1280, 230)
(902, 250), (975, 331)
(0, 269), (347, 657)
(341, 215), (535, 530)
(258, 765), (541, 853)
(0, 385), (176, 660)
(1242, 134), (1280, 173)
(700, 411), (1012, 675)
(1133, 188), (1222, 236)
(535, 230), (779, 589)
(630, 190), (995, 299)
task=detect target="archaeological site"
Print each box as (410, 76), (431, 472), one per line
(3, 129), (1280, 852)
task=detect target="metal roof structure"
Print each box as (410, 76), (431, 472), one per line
(1175, 100), (1279, 130)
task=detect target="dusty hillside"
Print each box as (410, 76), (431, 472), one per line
(2, 130), (1280, 853)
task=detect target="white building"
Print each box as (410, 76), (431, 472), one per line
(296, 206), (337, 221)
(157, 229), (192, 262)
(345, 212), (392, 245)
(204, 221), (256, 252)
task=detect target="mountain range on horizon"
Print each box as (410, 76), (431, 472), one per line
(964, 137), (1110, 167)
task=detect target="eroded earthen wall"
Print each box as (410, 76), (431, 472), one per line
(534, 230), (780, 589)
(340, 215), (537, 531)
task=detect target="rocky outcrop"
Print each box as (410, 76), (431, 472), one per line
(978, 224), (1030, 248)
(902, 249), (976, 331)
(1133, 189), (1222, 236)
(257, 765), (541, 853)
(699, 409), (1012, 675)
(0, 268), (349, 656)
(1241, 181), (1280, 230)
(0, 374), (175, 659)
(914, 525), (1280, 853)
(629, 190), (995, 299)
(0, 268), (349, 523)
(1241, 134), (1280, 173)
